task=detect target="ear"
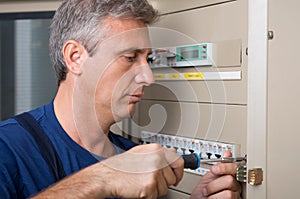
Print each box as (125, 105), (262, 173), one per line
(62, 40), (87, 75)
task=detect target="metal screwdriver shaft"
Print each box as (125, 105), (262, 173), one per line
(182, 153), (246, 170)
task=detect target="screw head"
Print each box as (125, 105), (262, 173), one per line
(268, 31), (274, 40)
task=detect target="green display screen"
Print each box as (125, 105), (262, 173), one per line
(176, 44), (207, 62)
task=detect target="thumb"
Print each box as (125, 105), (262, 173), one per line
(223, 150), (232, 158)
(210, 150), (238, 175)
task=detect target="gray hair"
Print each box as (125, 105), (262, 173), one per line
(49, 0), (159, 84)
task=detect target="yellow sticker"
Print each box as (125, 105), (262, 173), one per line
(154, 73), (166, 80)
(184, 72), (204, 79)
(168, 73), (181, 79)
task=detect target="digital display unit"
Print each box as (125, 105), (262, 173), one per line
(176, 44), (208, 62)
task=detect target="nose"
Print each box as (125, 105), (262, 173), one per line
(135, 62), (154, 86)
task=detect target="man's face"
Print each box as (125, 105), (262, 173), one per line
(82, 17), (154, 125)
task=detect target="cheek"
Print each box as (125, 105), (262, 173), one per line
(95, 81), (113, 104)
(95, 62), (137, 104)
(114, 69), (137, 91)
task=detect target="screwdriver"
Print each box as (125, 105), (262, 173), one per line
(182, 153), (247, 170)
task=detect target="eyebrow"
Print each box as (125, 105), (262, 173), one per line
(118, 48), (152, 55)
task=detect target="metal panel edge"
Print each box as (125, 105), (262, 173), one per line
(149, 0), (237, 15)
(247, 0), (268, 198)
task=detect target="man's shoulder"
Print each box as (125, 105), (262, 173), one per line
(0, 117), (18, 129)
(0, 118), (26, 139)
(0, 104), (58, 198)
(0, 104), (48, 146)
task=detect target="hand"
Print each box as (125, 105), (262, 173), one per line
(190, 151), (242, 199)
(31, 143), (183, 199)
(100, 143), (184, 199)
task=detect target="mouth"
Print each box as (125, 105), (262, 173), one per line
(129, 93), (143, 103)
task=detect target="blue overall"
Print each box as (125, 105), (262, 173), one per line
(0, 102), (137, 198)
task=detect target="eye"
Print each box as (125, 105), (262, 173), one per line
(123, 53), (137, 63)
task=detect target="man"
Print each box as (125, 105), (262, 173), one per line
(0, 0), (241, 198)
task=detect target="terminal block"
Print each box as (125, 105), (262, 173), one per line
(140, 130), (240, 176)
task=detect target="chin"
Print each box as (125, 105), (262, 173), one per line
(112, 104), (136, 121)
(128, 104), (137, 117)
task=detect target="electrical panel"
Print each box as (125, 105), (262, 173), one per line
(135, 0), (248, 197)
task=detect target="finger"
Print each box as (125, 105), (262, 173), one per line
(190, 172), (220, 198)
(223, 150), (232, 157)
(211, 162), (238, 175)
(162, 166), (177, 186)
(140, 171), (161, 199)
(164, 148), (184, 185)
(207, 190), (241, 199)
(171, 158), (184, 186)
(206, 175), (241, 196)
(146, 186), (158, 199)
(148, 185), (159, 199)
(155, 170), (169, 197)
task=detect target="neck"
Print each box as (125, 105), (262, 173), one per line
(53, 80), (116, 158)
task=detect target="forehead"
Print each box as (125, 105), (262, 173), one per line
(103, 17), (147, 34)
(100, 17), (151, 53)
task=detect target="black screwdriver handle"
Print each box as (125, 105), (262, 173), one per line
(181, 153), (200, 170)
